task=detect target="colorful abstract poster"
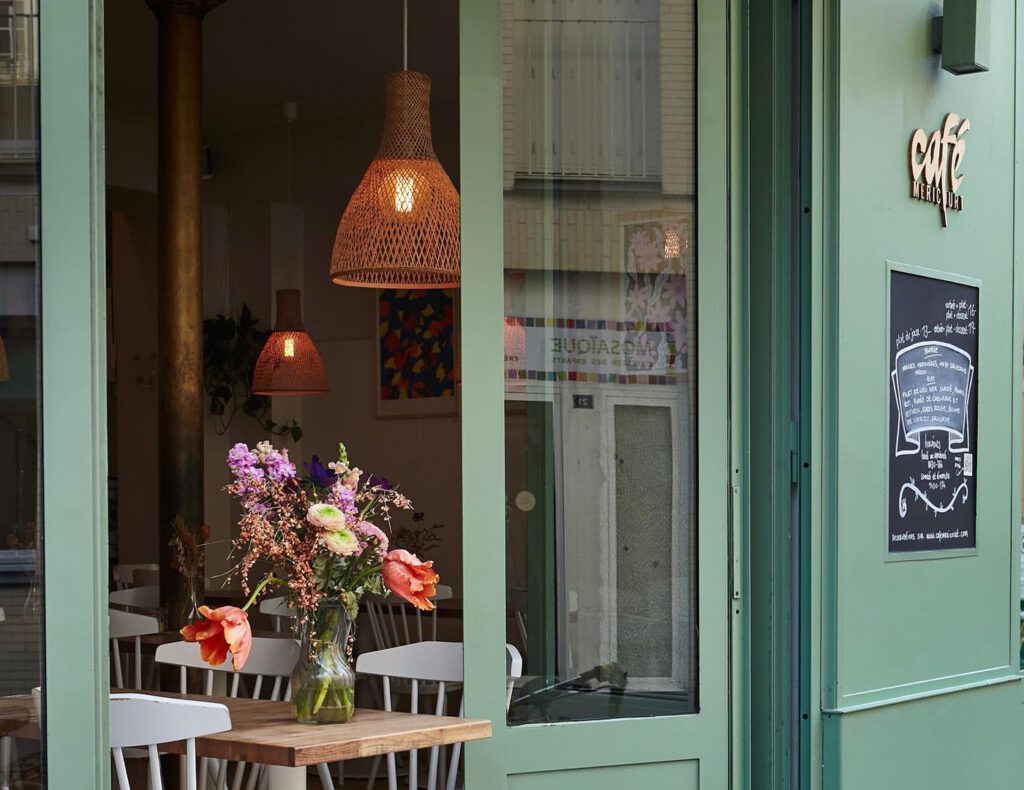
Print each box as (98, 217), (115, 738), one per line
(377, 289), (457, 416)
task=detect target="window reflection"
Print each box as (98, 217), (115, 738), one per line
(0, 0), (43, 782)
(503, 0), (696, 724)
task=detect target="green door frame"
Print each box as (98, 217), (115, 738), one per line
(40, 0), (109, 786)
(460, 1), (738, 785)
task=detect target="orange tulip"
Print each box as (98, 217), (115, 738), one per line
(180, 605), (253, 671)
(382, 549), (439, 611)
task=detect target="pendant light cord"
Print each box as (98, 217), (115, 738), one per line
(403, 0), (408, 70)
(286, 118), (293, 206)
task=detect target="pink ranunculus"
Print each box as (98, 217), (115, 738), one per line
(355, 520), (389, 554)
(180, 605), (252, 671)
(382, 549), (439, 611)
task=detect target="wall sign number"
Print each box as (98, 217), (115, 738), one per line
(908, 112), (970, 227)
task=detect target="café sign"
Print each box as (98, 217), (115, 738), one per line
(908, 112), (970, 227)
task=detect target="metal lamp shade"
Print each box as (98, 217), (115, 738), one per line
(252, 290), (328, 396)
(330, 71), (460, 288)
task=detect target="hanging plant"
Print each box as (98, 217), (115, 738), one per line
(203, 304), (302, 441)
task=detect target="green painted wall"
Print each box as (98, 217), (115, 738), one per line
(40, 0), (109, 787)
(816, 0), (1023, 786)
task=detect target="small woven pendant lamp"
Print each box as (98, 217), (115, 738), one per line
(252, 289), (328, 396)
(330, 1), (460, 288)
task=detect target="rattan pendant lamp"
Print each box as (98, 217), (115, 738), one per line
(252, 105), (328, 396)
(252, 289), (328, 396)
(330, 0), (460, 288)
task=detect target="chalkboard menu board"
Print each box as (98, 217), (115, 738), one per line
(889, 270), (978, 553)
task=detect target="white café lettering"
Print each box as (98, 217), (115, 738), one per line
(908, 112), (969, 227)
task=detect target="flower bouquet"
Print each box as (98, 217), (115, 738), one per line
(181, 441), (440, 724)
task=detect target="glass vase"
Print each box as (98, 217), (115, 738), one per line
(291, 603), (356, 724)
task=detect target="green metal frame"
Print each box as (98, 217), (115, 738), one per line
(40, 0), (109, 786)
(460, 0), (736, 785)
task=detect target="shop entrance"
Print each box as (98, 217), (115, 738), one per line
(460, 0), (735, 786)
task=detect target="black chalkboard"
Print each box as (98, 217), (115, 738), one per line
(888, 270), (978, 553)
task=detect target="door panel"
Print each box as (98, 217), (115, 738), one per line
(461, 0), (732, 784)
(508, 760), (699, 790)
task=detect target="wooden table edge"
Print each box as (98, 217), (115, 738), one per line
(156, 711), (492, 767)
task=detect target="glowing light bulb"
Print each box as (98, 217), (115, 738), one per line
(394, 174), (415, 213)
(283, 337), (295, 358)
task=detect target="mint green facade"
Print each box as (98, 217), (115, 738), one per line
(34, 0), (1024, 788)
(816, 0), (1024, 787)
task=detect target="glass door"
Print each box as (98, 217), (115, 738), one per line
(461, 0), (733, 785)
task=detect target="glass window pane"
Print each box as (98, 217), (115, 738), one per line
(504, 0), (697, 724)
(0, 0), (43, 780)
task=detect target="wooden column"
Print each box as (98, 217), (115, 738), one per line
(147, 0), (222, 627)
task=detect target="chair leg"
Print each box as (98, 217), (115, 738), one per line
(0, 735), (10, 790)
(317, 762), (335, 790)
(367, 753), (383, 790)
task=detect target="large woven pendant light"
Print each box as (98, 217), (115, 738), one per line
(330, 0), (460, 288)
(252, 289), (328, 396)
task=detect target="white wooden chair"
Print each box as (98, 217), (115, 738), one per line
(110, 608), (161, 689)
(112, 562), (160, 590)
(132, 567), (160, 587)
(355, 641), (523, 790)
(365, 584), (454, 650)
(258, 595), (294, 632)
(110, 693), (231, 790)
(109, 584), (160, 609)
(156, 637), (335, 790)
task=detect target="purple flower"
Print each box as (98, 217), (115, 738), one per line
(265, 453), (296, 482)
(325, 481), (358, 515)
(304, 455), (336, 488)
(366, 474), (391, 490)
(227, 443), (259, 477)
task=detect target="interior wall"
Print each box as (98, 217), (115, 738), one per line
(104, 0), (463, 593)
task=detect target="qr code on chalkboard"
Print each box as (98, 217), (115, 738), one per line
(963, 453), (973, 477)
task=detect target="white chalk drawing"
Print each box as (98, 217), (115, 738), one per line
(897, 479), (969, 518)
(891, 340), (975, 517)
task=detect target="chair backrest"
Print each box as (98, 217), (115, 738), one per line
(132, 568), (160, 587)
(365, 583), (454, 651)
(156, 637), (299, 701)
(258, 595), (294, 632)
(110, 693), (230, 790)
(356, 641), (522, 790)
(109, 585), (160, 609)
(155, 638), (299, 790)
(112, 562), (159, 590)
(109, 608), (161, 690)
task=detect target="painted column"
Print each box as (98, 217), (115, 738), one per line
(146, 0), (222, 626)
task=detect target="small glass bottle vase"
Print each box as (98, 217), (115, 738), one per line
(291, 604), (356, 724)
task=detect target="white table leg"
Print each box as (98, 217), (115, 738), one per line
(265, 765), (306, 790)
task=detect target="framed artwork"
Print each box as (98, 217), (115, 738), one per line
(376, 289), (459, 418)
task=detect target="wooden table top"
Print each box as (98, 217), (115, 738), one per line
(136, 691), (491, 767)
(135, 629), (291, 648)
(0, 694), (37, 740)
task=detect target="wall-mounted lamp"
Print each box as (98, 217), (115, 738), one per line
(932, 0), (991, 75)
